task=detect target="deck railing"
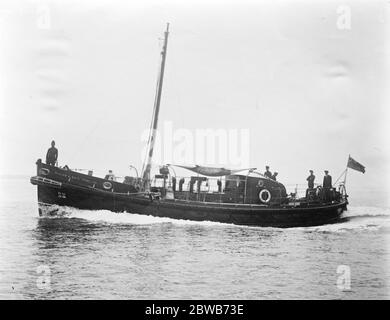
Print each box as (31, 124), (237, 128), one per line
(61, 165), (347, 203)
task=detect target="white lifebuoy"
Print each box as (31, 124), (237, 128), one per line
(103, 181), (112, 190)
(259, 189), (271, 203)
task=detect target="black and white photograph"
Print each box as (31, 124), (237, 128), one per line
(0, 0), (389, 302)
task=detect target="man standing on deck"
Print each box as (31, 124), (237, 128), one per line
(171, 176), (176, 192)
(264, 166), (272, 179)
(306, 170), (315, 189)
(105, 170), (116, 181)
(323, 170), (332, 201)
(46, 140), (58, 166)
(306, 170), (315, 200)
(217, 179), (222, 192)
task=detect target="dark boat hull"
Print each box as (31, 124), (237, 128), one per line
(31, 174), (348, 228)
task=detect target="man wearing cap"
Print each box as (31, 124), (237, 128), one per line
(46, 140), (58, 166)
(264, 166), (272, 179)
(306, 170), (315, 189)
(105, 170), (116, 181)
(271, 172), (278, 181)
(323, 170), (332, 202)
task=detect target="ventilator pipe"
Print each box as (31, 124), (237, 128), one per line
(129, 165), (139, 179)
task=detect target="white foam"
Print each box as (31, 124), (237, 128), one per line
(301, 206), (390, 233)
(304, 220), (387, 233)
(41, 205), (232, 227)
(342, 206), (390, 218)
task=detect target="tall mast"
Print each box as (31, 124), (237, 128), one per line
(141, 23), (170, 190)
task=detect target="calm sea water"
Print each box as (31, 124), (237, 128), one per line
(0, 176), (389, 299)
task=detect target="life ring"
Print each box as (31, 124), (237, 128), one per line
(259, 189), (271, 203)
(103, 181), (112, 190)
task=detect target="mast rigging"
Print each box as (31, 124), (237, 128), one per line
(141, 23), (170, 190)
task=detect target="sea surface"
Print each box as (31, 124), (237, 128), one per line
(0, 176), (389, 299)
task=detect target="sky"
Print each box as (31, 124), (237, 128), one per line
(0, 0), (389, 206)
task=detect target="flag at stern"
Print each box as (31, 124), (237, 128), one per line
(347, 156), (365, 173)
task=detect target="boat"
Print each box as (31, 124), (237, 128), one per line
(31, 24), (352, 228)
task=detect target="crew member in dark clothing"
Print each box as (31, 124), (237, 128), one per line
(323, 170), (332, 201)
(179, 178), (185, 192)
(271, 172), (278, 181)
(217, 179), (222, 192)
(306, 170), (316, 200)
(189, 179), (195, 193)
(306, 170), (315, 189)
(105, 170), (116, 181)
(264, 166), (272, 179)
(171, 176), (176, 192)
(323, 170), (332, 188)
(196, 180), (202, 194)
(46, 140), (58, 166)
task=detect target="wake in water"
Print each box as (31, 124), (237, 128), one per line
(38, 204), (231, 227)
(303, 206), (390, 233)
(37, 203), (390, 232)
